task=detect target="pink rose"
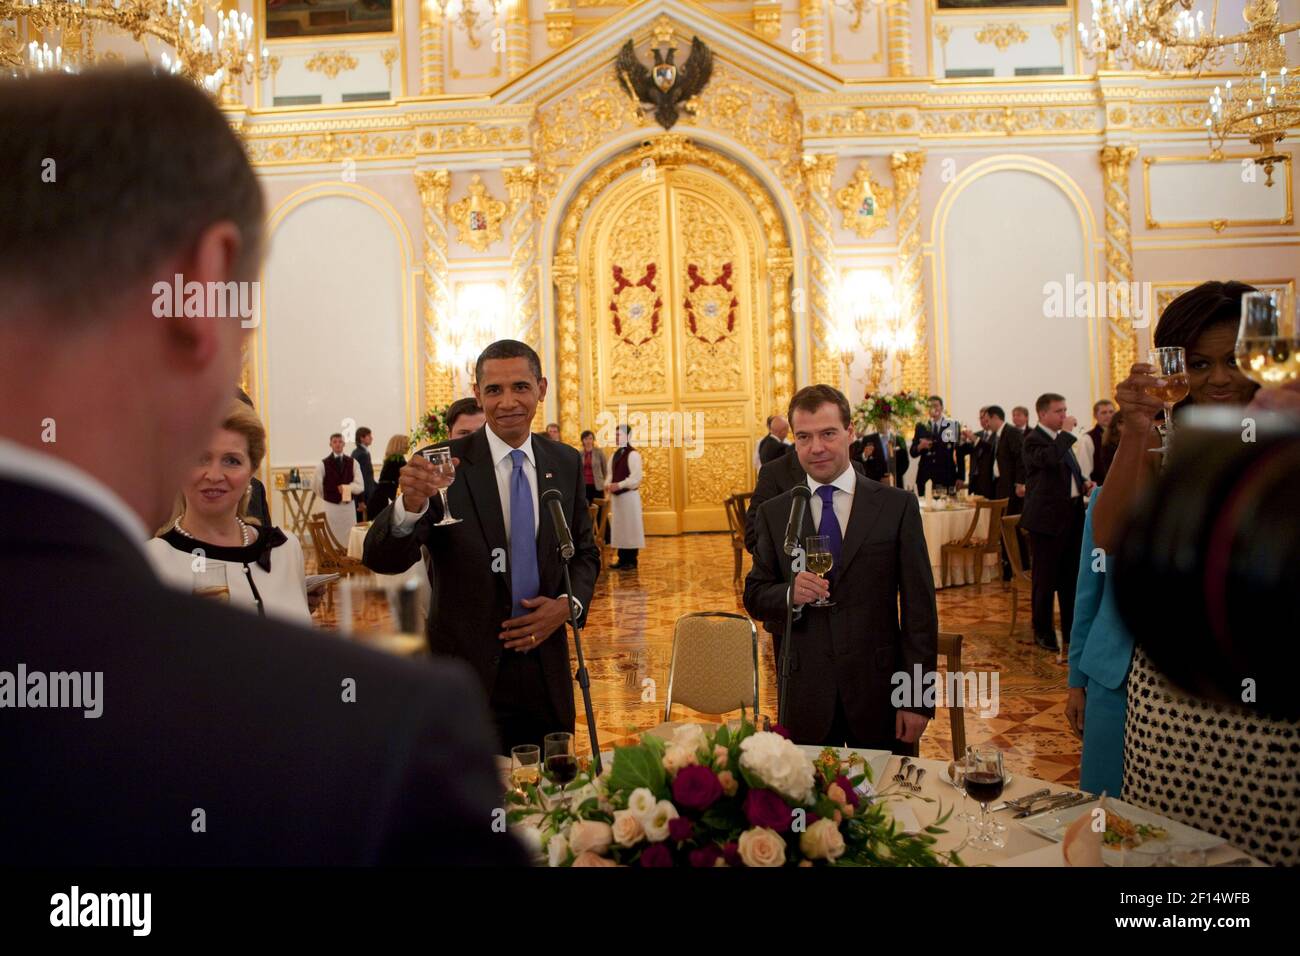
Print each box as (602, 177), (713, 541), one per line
(800, 817), (847, 862)
(713, 745), (729, 768)
(572, 850), (617, 867)
(612, 809), (645, 847)
(737, 827), (787, 867)
(717, 770), (738, 797)
(568, 820), (613, 857)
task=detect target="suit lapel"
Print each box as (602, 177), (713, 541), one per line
(461, 428), (510, 566)
(837, 474), (885, 578)
(532, 436), (561, 570)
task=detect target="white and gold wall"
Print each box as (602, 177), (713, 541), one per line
(155, 0), (1299, 526)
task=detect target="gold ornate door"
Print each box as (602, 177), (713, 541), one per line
(576, 160), (776, 534)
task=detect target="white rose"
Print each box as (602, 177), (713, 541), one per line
(547, 833), (570, 868)
(569, 820), (613, 856)
(672, 722), (708, 755)
(799, 818), (846, 862)
(612, 809), (645, 847)
(643, 799), (679, 842)
(737, 827), (787, 867)
(662, 744), (697, 776)
(739, 732), (816, 804)
(627, 787), (657, 821)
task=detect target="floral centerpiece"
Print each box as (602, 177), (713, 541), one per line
(852, 391), (924, 436)
(506, 716), (961, 867)
(409, 405), (451, 451)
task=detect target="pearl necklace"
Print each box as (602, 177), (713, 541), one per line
(174, 515), (251, 547)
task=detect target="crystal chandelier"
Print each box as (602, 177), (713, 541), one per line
(1, 0), (274, 101)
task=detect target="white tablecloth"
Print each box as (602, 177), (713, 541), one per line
(918, 502), (998, 589)
(347, 523), (432, 625)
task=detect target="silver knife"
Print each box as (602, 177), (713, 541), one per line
(992, 788), (1050, 813)
(1014, 791), (1086, 819)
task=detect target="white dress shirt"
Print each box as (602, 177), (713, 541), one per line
(991, 422), (1007, 481)
(0, 436), (151, 559)
(806, 464), (856, 537)
(1037, 424), (1083, 498)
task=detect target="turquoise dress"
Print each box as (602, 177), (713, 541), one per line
(1068, 488), (1134, 797)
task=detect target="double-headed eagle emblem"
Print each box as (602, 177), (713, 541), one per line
(615, 36), (714, 131)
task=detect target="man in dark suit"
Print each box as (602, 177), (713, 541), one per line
(851, 430), (907, 487)
(1021, 393), (1089, 652)
(352, 426), (376, 520)
(756, 414), (791, 467)
(744, 386), (937, 753)
(0, 67), (523, 866)
(957, 407), (992, 497)
(364, 340), (600, 754)
(910, 395), (960, 497)
(1011, 405), (1031, 434)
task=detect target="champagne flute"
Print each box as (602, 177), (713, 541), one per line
(510, 744), (542, 795)
(422, 446), (462, 526)
(804, 534), (835, 608)
(192, 563), (229, 602)
(1145, 347), (1189, 454)
(544, 732), (578, 812)
(965, 745), (1007, 851)
(1236, 290), (1299, 387)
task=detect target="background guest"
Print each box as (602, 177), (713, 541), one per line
(957, 407), (992, 497)
(580, 429), (608, 504)
(448, 397), (486, 440)
(910, 395), (960, 497)
(853, 427), (907, 487)
(1021, 393), (1086, 654)
(607, 423), (644, 570)
(351, 426), (375, 521)
(313, 432), (363, 545)
(1011, 406), (1031, 434)
(1081, 400), (1116, 486)
(366, 433), (409, 519)
(148, 401), (310, 624)
(545, 422), (562, 443)
(756, 414), (791, 468)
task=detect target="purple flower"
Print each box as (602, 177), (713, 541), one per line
(721, 842), (742, 867)
(672, 764), (723, 812)
(640, 844), (673, 867)
(690, 844), (722, 868)
(668, 816), (694, 843)
(744, 787), (792, 833)
(834, 775), (861, 807)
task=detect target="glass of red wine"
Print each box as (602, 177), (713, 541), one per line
(544, 732), (578, 809)
(964, 745), (1006, 852)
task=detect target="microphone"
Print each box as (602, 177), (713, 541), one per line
(783, 484), (811, 557)
(541, 488), (575, 561)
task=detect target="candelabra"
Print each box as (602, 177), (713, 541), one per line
(2, 0), (275, 101)
(433, 0), (504, 50)
(836, 270), (912, 394)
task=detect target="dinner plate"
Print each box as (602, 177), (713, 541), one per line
(1018, 797), (1224, 861)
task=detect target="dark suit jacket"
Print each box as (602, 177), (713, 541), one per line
(988, 424), (1026, 501)
(352, 444), (376, 500)
(1020, 425), (1083, 535)
(247, 474), (271, 528)
(852, 434), (907, 487)
(957, 432), (992, 495)
(742, 474), (938, 746)
(363, 429), (600, 730)
(757, 434), (788, 466)
(366, 455), (404, 518)
(0, 478), (524, 866)
(909, 419), (960, 487)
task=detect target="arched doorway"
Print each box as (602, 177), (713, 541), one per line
(552, 135), (795, 533)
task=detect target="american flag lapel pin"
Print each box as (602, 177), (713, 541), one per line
(545, 472), (553, 479)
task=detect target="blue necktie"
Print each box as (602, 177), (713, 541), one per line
(509, 449), (539, 619)
(815, 485), (843, 581)
(1064, 446), (1085, 495)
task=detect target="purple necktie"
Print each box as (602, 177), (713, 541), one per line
(816, 485), (843, 581)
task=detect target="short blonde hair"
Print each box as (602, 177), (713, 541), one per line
(384, 433), (409, 458)
(156, 401), (267, 535)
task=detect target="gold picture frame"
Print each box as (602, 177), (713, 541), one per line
(1143, 153), (1295, 231)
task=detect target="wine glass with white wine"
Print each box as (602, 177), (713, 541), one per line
(421, 446), (462, 526)
(1236, 291), (1299, 388)
(192, 563), (229, 602)
(1146, 347), (1189, 454)
(804, 534), (835, 608)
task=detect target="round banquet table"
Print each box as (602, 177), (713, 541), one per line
(917, 500), (999, 589)
(347, 523), (432, 627)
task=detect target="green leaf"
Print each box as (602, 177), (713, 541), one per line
(715, 723), (731, 749)
(607, 743), (666, 797)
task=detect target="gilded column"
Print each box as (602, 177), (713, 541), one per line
(416, 169), (456, 408)
(504, 164), (539, 352)
(768, 252), (796, 415)
(889, 150), (929, 396)
(885, 0), (913, 78)
(420, 0), (445, 95)
(753, 0), (783, 40)
(552, 254), (580, 443)
(802, 153), (841, 390)
(506, 0), (530, 79)
(1101, 145), (1139, 395)
(545, 0), (575, 49)
(799, 0), (825, 65)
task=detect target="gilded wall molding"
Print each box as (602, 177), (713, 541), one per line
(552, 135), (796, 442)
(885, 0), (912, 77)
(504, 164), (541, 353)
(1100, 145), (1139, 396)
(890, 150), (929, 397)
(449, 174), (508, 251)
(836, 160), (895, 239)
(506, 1), (530, 79)
(416, 169), (456, 410)
(802, 153), (841, 392)
(799, 0), (826, 66)
(421, 2), (445, 95)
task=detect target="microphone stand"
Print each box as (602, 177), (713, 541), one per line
(560, 556), (602, 777)
(780, 579), (795, 729)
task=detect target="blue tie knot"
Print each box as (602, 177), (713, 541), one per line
(817, 484), (835, 506)
(510, 448), (526, 469)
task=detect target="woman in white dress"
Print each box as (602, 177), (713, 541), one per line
(146, 400), (311, 625)
(606, 424), (645, 570)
